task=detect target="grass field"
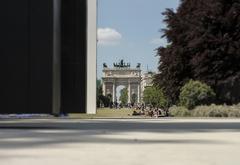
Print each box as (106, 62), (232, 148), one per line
(69, 108), (140, 119)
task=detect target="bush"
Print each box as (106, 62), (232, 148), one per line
(192, 105), (226, 117)
(192, 104), (240, 118)
(169, 104), (240, 118)
(179, 80), (216, 109)
(169, 106), (191, 117)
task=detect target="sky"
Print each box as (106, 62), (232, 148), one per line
(97, 0), (180, 78)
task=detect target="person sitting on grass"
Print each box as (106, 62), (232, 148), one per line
(132, 110), (140, 116)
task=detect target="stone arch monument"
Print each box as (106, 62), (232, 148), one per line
(102, 60), (142, 104)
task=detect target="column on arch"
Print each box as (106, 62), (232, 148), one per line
(112, 81), (116, 102)
(128, 80), (131, 103)
(137, 83), (141, 103)
(102, 81), (106, 96)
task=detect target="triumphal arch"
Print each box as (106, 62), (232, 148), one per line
(102, 60), (142, 104)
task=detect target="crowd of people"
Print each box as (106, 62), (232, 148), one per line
(108, 102), (169, 118)
(132, 105), (169, 118)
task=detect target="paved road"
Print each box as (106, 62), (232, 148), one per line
(0, 118), (240, 165)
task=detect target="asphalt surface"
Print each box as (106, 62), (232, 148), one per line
(0, 118), (240, 165)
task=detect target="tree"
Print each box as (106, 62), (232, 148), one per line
(131, 93), (137, 105)
(179, 80), (216, 109)
(143, 86), (167, 108)
(100, 95), (111, 107)
(96, 80), (111, 108)
(107, 94), (112, 102)
(155, 0), (240, 105)
(120, 88), (128, 105)
(143, 87), (153, 105)
(96, 80), (103, 108)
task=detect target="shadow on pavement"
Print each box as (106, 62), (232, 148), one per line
(1, 120), (240, 131)
(0, 119), (238, 149)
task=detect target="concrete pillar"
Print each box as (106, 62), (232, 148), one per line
(138, 83), (141, 103)
(112, 82), (116, 102)
(102, 81), (106, 96)
(87, 0), (97, 114)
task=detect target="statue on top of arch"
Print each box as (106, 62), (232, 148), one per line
(103, 63), (108, 68)
(136, 63), (141, 68)
(113, 59), (130, 68)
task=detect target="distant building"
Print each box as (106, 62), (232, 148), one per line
(102, 60), (157, 104)
(102, 60), (142, 104)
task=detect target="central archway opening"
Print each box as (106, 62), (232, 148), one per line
(116, 85), (127, 107)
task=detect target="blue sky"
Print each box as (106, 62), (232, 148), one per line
(97, 0), (180, 78)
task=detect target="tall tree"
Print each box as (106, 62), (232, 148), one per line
(155, 0), (240, 104)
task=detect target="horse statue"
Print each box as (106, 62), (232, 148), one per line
(103, 63), (108, 68)
(136, 63), (141, 68)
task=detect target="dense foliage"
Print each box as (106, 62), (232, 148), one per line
(169, 106), (191, 117)
(97, 80), (111, 108)
(155, 0), (240, 105)
(143, 86), (167, 108)
(179, 80), (216, 109)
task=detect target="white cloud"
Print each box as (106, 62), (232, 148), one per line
(150, 38), (168, 46)
(98, 28), (122, 46)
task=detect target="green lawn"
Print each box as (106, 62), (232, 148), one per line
(69, 108), (140, 119)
